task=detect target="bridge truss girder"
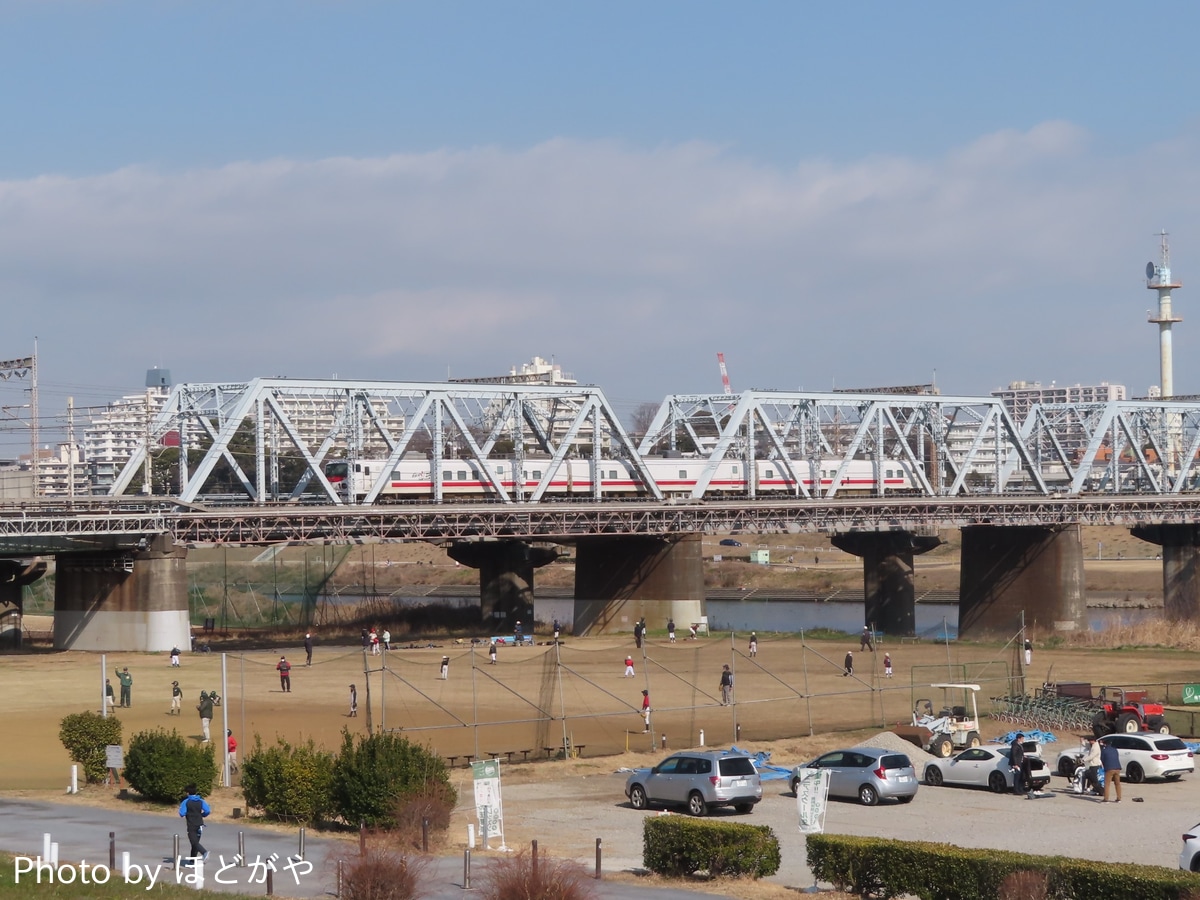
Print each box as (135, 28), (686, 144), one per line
(637, 391), (1045, 499)
(109, 379), (659, 505)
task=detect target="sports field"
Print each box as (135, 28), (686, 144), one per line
(4, 630), (1199, 792)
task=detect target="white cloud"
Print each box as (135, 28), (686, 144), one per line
(0, 124), (1197, 413)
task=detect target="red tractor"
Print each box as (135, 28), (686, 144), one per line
(1090, 686), (1168, 736)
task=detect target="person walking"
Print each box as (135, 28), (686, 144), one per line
(171, 680), (182, 715)
(348, 684), (358, 717)
(104, 678), (115, 709)
(489, 639), (497, 664)
(178, 784), (211, 862)
(843, 650), (853, 677)
(440, 656), (450, 680)
(883, 652), (893, 678)
(719, 664), (733, 704)
(667, 618), (676, 643)
(226, 730), (238, 772)
(169, 646), (181, 667)
(624, 655), (635, 678)
(382, 629), (391, 650)
(197, 691), (214, 743)
(1010, 733), (1028, 795)
(641, 689), (651, 732)
(116, 667), (133, 707)
(633, 619), (643, 649)
(1101, 738), (1122, 802)
(748, 632), (758, 657)
(276, 656), (292, 692)
(860, 626), (874, 652)
(1024, 638), (1033, 667)
(304, 632), (314, 666)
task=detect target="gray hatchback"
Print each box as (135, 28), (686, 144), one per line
(790, 747), (918, 805)
(625, 750), (762, 816)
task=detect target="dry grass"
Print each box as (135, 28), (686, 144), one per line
(480, 849), (597, 900)
(339, 847), (429, 900)
(997, 869), (1049, 900)
(1049, 617), (1200, 651)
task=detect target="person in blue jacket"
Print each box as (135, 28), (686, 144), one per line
(178, 784), (211, 861)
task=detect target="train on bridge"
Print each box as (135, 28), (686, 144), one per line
(324, 456), (922, 501)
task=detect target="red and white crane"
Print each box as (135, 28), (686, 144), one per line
(716, 352), (732, 395)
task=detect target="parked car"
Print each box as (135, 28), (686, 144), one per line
(625, 750), (762, 816)
(719, 538), (742, 547)
(790, 747), (918, 806)
(1060, 732), (1194, 783)
(923, 744), (1051, 793)
(1180, 822), (1200, 871)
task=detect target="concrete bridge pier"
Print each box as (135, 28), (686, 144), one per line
(1131, 524), (1200, 621)
(573, 534), (704, 636)
(446, 540), (558, 628)
(830, 531), (943, 637)
(54, 535), (190, 651)
(959, 524), (1086, 638)
(0, 558), (48, 648)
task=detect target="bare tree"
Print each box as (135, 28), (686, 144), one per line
(628, 402), (660, 441)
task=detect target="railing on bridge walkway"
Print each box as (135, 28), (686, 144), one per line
(104, 379), (1200, 507)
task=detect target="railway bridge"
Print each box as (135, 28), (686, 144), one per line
(6, 378), (1200, 650)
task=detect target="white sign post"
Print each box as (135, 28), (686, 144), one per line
(795, 767), (831, 835)
(472, 759), (507, 851)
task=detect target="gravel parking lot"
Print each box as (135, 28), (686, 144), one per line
(491, 738), (1200, 888)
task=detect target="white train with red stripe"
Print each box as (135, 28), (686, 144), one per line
(324, 456), (919, 501)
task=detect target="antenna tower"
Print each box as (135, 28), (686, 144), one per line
(1146, 230), (1183, 469)
(716, 352), (732, 395)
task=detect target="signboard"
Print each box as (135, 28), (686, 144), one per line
(1183, 684), (1200, 705)
(794, 767), (831, 835)
(105, 745), (124, 768)
(471, 759), (505, 848)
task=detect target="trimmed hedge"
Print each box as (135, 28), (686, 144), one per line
(124, 729), (216, 803)
(330, 730), (456, 828)
(643, 816), (780, 879)
(58, 712), (122, 784)
(241, 735), (335, 825)
(806, 833), (1200, 900)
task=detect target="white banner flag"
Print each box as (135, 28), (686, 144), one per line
(472, 759), (504, 844)
(795, 767), (831, 835)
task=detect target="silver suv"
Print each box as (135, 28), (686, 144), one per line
(625, 750), (762, 816)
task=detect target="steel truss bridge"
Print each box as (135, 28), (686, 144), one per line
(104, 379), (1200, 507)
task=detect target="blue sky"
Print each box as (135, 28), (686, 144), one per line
(2, 2), (1200, 446)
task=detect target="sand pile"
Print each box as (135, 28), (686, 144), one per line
(854, 730), (938, 766)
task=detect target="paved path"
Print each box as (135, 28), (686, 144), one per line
(0, 798), (719, 899)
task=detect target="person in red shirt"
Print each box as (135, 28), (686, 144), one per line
(624, 655), (635, 677)
(226, 730), (238, 772)
(276, 656), (292, 692)
(641, 690), (651, 733)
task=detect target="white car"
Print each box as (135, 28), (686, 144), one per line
(1182, 822), (1200, 871)
(1059, 732), (1193, 783)
(923, 745), (1051, 793)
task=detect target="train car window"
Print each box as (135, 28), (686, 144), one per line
(457, 471), (467, 480)
(765, 468), (774, 479)
(732, 465), (739, 475)
(609, 470), (617, 479)
(532, 470), (542, 479)
(495, 465), (504, 474)
(886, 469), (893, 478)
(678, 469), (687, 479)
(442, 470), (452, 480)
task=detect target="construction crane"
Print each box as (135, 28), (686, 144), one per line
(716, 352), (732, 395)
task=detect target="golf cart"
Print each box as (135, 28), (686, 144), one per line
(893, 683), (983, 758)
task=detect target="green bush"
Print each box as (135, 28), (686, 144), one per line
(330, 730), (456, 829)
(58, 712), (122, 784)
(124, 729), (216, 803)
(805, 833), (1200, 900)
(241, 735), (335, 825)
(643, 816), (780, 879)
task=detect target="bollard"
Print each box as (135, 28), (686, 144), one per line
(736, 723), (741, 741)
(238, 831), (245, 866)
(70, 765), (78, 794)
(49, 842), (58, 866)
(595, 837), (602, 880)
(336, 859), (343, 898)
(468, 823), (476, 849)
(531, 840), (538, 880)
(463, 848), (471, 890)
(121, 851), (131, 879)
(109, 832), (115, 869)
(661, 734), (666, 749)
(266, 867), (273, 895)
(359, 823), (366, 856)
(192, 859), (203, 891)
(173, 834), (180, 864)
(422, 817), (429, 853)
(43, 833), (51, 860)
(298, 827), (305, 861)
(699, 729), (705, 746)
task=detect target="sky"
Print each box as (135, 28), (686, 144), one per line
(3, 1), (1200, 448)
